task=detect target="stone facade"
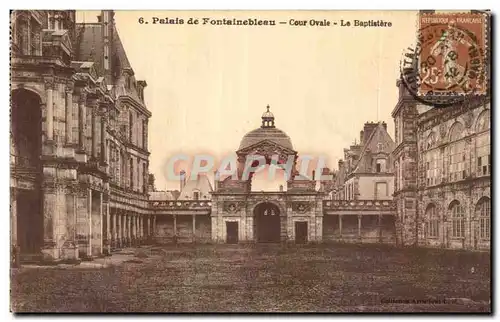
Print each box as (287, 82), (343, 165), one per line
(210, 191), (324, 243)
(392, 79), (491, 250)
(10, 10), (155, 263)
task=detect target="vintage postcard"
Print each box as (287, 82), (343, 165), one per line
(10, 10), (491, 313)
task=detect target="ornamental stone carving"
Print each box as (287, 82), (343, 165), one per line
(223, 201), (245, 213)
(292, 202), (312, 213)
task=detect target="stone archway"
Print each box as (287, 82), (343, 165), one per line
(11, 88), (43, 255)
(253, 202), (281, 243)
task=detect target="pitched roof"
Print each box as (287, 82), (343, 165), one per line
(75, 23), (104, 75)
(149, 191), (178, 201)
(75, 21), (133, 82)
(179, 175), (213, 200)
(353, 122), (395, 173)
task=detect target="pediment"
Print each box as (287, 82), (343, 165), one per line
(236, 139), (297, 157)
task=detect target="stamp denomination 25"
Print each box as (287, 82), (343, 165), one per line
(401, 11), (489, 106)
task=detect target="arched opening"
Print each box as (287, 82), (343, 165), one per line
(475, 197), (490, 241)
(448, 200), (465, 239)
(425, 204), (439, 239)
(11, 89), (42, 168)
(11, 88), (43, 255)
(254, 202), (281, 243)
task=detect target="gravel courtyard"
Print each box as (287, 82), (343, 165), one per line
(11, 243), (491, 313)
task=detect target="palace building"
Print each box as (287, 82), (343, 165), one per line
(392, 80), (491, 250)
(10, 11), (489, 264)
(10, 10), (154, 263)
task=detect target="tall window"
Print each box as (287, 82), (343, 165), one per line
(193, 191), (200, 200)
(395, 117), (403, 144)
(424, 132), (441, 186)
(129, 157), (134, 190)
(143, 163), (147, 193)
(142, 120), (147, 149)
(129, 111), (133, 142)
(425, 204), (439, 238)
(476, 110), (490, 177)
(120, 153), (125, 187)
(137, 160), (141, 192)
(394, 161), (399, 191)
(136, 112), (141, 148)
(448, 122), (467, 182)
(450, 201), (465, 238)
(476, 197), (490, 240)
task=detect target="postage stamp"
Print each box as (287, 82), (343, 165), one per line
(400, 10), (489, 106)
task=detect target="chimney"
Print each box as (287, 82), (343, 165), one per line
(213, 171), (219, 191)
(363, 122), (378, 144)
(360, 130), (364, 145)
(180, 170), (186, 191)
(101, 10), (115, 83)
(279, 185), (283, 192)
(381, 121), (387, 131)
(338, 159), (344, 169)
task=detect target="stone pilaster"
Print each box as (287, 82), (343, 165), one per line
(90, 190), (102, 256)
(147, 216), (151, 243)
(104, 194), (111, 255)
(127, 213), (132, 246)
(77, 92), (87, 152)
(65, 83), (73, 144)
(61, 187), (78, 260)
(45, 80), (54, 141)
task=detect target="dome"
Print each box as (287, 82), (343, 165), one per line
(239, 127), (293, 150)
(238, 105), (293, 151)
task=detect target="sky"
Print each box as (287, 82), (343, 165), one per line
(77, 10), (418, 191)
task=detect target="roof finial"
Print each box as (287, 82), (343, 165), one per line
(261, 104), (275, 128)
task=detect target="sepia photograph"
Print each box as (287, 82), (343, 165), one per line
(9, 9), (491, 313)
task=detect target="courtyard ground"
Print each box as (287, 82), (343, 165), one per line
(10, 243), (491, 313)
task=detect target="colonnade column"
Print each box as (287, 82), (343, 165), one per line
(152, 216), (156, 242)
(140, 216), (144, 243)
(111, 209), (117, 248)
(147, 216), (151, 243)
(192, 215), (196, 243)
(118, 211), (123, 248)
(357, 215), (362, 242)
(105, 199), (111, 255)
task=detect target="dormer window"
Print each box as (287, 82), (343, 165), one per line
(376, 158), (386, 173)
(193, 191), (200, 200)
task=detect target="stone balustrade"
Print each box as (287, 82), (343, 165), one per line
(150, 200), (212, 210)
(323, 199), (396, 213)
